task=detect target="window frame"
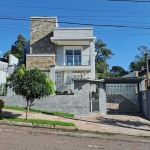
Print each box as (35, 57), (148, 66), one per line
(63, 46), (83, 66)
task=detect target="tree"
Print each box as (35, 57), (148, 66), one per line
(95, 39), (114, 78)
(95, 39), (114, 61)
(110, 66), (128, 77)
(3, 34), (26, 60)
(129, 46), (150, 72)
(7, 65), (54, 119)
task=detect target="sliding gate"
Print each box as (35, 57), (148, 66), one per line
(105, 83), (140, 114)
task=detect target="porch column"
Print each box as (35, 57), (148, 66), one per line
(50, 65), (56, 90)
(90, 40), (95, 79)
(99, 82), (107, 114)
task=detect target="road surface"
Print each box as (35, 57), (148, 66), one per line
(0, 124), (150, 150)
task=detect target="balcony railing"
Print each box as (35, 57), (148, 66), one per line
(56, 55), (90, 66)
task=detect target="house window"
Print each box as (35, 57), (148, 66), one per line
(65, 49), (81, 66)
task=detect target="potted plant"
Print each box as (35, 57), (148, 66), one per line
(55, 90), (61, 95)
(63, 90), (68, 95)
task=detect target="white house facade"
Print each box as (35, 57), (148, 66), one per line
(25, 17), (96, 92)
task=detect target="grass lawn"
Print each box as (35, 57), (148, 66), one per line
(2, 117), (75, 127)
(4, 105), (74, 117)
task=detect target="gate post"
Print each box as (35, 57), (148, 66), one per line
(138, 83), (143, 113)
(50, 65), (56, 90)
(99, 82), (107, 114)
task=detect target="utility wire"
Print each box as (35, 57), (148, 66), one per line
(1, 17), (150, 30)
(0, 4), (150, 14)
(109, 0), (150, 2)
(2, 13), (150, 25)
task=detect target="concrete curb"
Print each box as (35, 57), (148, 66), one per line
(0, 120), (150, 138)
(0, 120), (77, 131)
(79, 129), (150, 138)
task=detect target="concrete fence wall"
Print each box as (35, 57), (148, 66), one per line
(0, 81), (90, 116)
(140, 90), (150, 120)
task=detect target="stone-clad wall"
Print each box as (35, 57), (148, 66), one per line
(30, 17), (57, 54)
(0, 82), (90, 116)
(26, 56), (55, 69)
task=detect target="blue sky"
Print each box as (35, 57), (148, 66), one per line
(0, 0), (150, 71)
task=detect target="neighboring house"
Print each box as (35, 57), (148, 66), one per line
(25, 16), (96, 91)
(123, 70), (148, 91)
(0, 58), (8, 95)
(0, 58), (8, 72)
(0, 55), (20, 96)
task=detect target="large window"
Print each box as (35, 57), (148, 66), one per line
(66, 49), (81, 66)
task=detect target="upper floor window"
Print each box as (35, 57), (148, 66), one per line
(65, 49), (81, 66)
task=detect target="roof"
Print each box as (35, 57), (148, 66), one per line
(0, 58), (8, 63)
(73, 77), (145, 84)
(54, 28), (93, 30)
(138, 68), (146, 76)
(30, 16), (58, 19)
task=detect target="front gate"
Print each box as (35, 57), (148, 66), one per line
(89, 84), (99, 112)
(105, 83), (140, 114)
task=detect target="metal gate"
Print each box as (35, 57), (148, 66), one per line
(105, 83), (140, 114)
(89, 84), (99, 112)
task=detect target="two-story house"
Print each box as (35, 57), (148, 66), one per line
(25, 17), (96, 92)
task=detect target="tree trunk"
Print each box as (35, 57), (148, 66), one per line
(0, 108), (2, 120)
(26, 100), (29, 119)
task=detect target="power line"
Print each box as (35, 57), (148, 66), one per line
(0, 4), (150, 14)
(1, 13), (150, 18)
(1, 14), (150, 18)
(109, 0), (150, 2)
(1, 17), (150, 30)
(2, 13), (150, 27)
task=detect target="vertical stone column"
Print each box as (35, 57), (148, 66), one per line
(99, 82), (107, 114)
(50, 65), (56, 90)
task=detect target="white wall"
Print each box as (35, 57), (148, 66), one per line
(0, 70), (7, 85)
(8, 54), (20, 66)
(83, 46), (90, 65)
(54, 28), (93, 38)
(0, 61), (8, 72)
(56, 46), (64, 65)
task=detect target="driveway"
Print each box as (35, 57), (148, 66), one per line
(2, 109), (150, 136)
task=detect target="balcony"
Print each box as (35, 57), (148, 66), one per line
(56, 55), (90, 66)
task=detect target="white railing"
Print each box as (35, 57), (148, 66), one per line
(56, 55), (90, 66)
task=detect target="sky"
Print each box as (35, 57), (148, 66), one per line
(0, 0), (150, 71)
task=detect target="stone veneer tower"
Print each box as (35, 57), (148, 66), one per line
(26, 17), (58, 70)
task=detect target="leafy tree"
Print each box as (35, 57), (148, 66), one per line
(110, 66), (128, 77)
(7, 65), (54, 119)
(95, 39), (114, 61)
(3, 34), (26, 61)
(129, 46), (150, 72)
(95, 59), (109, 74)
(95, 39), (114, 78)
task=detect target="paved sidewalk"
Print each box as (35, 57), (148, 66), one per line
(2, 109), (150, 136)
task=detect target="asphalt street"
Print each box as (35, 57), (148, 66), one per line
(0, 124), (150, 150)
